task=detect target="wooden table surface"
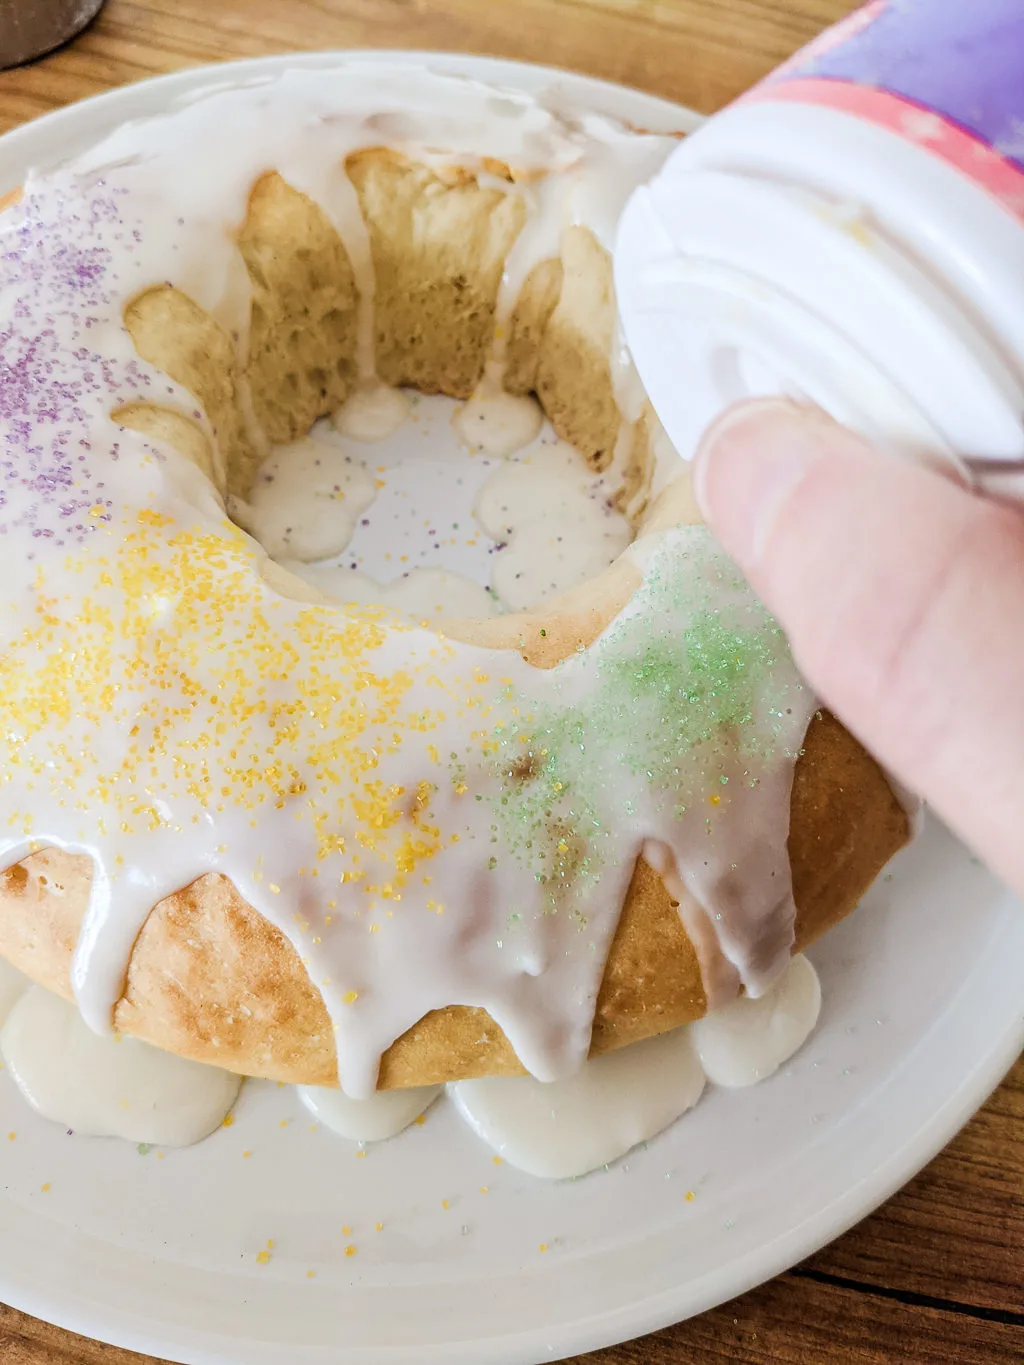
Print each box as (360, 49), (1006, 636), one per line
(0, 1), (1021, 1361)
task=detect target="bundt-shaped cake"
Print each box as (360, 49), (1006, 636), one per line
(0, 66), (910, 1097)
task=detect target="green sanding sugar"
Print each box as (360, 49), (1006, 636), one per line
(488, 710), (601, 902)
(599, 603), (788, 773)
(473, 527), (802, 903)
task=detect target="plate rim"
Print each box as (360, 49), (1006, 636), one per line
(0, 48), (1021, 1365)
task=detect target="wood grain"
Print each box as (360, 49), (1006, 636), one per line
(0, 1), (1021, 1361)
(0, 0), (856, 136)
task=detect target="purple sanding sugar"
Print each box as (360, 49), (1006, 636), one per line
(0, 182), (152, 548)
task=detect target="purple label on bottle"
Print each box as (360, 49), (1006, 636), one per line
(769, 0), (1024, 171)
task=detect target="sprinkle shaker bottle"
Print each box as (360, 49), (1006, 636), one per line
(615, 0), (1024, 496)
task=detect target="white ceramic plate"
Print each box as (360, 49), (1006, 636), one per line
(0, 51), (1021, 1365)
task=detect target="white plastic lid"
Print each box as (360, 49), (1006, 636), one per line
(614, 151), (1024, 479)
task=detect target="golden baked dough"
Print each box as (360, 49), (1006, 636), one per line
(0, 709), (905, 1088)
(0, 141), (910, 1089)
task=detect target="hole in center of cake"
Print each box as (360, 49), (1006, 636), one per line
(232, 384), (634, 623)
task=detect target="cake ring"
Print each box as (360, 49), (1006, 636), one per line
(0, 67), (910, 1098)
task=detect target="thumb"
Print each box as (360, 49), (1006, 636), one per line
(693, 399), (1024, 896)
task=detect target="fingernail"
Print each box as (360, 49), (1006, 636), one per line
(693, 399), (833, 567)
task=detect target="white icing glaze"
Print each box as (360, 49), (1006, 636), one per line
(298, 1080), (441, 1141)
(0, 65), (814, 1104)
(642, 840), (742, 1013)
(332, 384), (412, 443)
(274, 393), (628, 617)
(0, 958), (28, 1029)
(646, 410), (686, 504)
(65, 66), (675, 338)
(691, 954), (821, 1087)
(282, 562), (497, 623)
(475, 438), (633, 610)
(492, 174), (566, 344)
(453, 389), (543, 459)
(0, 988), (241, 1145)
(238, 435), (377, 561)
(449, 1024), (705, 1178)
(0, 954), (819, 1170)
(448, 955), (820, 1175)
(610, 318), (649, 427)
(335, 401), (502, 591)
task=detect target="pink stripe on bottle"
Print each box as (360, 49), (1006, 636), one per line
(741, 78), (1024, 224)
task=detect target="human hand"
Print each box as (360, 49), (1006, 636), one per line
(693, 399), (1024, 899)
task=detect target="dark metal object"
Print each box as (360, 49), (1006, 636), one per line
(0, 0), (106, 71)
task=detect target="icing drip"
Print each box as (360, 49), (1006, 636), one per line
(449, 954), (819, 1176)
(453, 389), (544, 459)
(0, 497), (809, 1098)
(0, 956), (820, 1175)
(299, 1080), (441, 1140)
(642, 841), (743, 1013)
(0, 66), (812, 1101)
(1, 988), (241, 1146)
(691, 952), (821, 1087)
(609, 318), (649, 427)
(331, 385), (411, 443)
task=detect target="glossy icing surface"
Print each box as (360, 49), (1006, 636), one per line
(0, 65), (813, 1100)
(1, 986), (241, 1145)
(299, 1079), (442, 1141)
(0, 955), (820, 1170)
(449, 1023), (706, 1178)
(255, 397), (632, 620)
(690, 952), (821, 1087)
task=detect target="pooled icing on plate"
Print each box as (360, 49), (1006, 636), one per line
(1, 985), (241, 1146)
(449, 1022), (707, 1179)
(299, 1078), (443, 1142)
(0, 955), (820, 1173)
